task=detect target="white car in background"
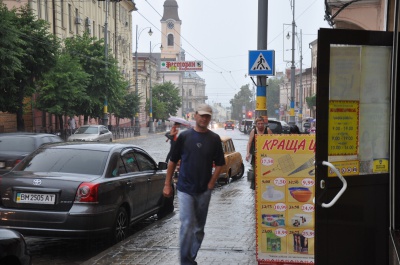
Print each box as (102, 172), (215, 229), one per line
(67, 125), (113, 142)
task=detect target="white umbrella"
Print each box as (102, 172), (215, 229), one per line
(168, 116), (191, 126)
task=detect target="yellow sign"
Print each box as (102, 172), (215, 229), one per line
(255, 135), (315, 264)
(328, 100), (359, 156)
(328, 160), (359, 177)
(373, 159), (389, 173)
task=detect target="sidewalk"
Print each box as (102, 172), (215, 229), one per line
(83, 177), (257, 265)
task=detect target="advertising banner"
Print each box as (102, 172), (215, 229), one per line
(256, 134), (315, 264)
(160, 61), (203, 71)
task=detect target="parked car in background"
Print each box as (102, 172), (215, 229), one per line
(0, 228), (31, 265)
(224, 120), (235, 130)
(0, 133), (63, 173)
(0, 142), (174, 243)
(216, 136), (244, 184)
(267, 119), (291, 134)
(67, 125), (113, 142)
(240, 119), (254, 134)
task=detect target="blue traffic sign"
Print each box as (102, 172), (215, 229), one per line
(248, 50), (275, 76)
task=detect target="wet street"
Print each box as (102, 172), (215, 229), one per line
(26, 126), (253, 264)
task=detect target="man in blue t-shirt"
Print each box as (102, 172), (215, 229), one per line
(163, 104), (225, 265)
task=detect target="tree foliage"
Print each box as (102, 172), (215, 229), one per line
(113, 92), (141, 123)
(0, 4), (58, 130)
(0, 2), (24, 104)
(266, 77), (283, 119)
(35, 52), (90, 129)
(146, 81), (181, 120)
(229, 84), (253, 121)
(306, 94), (316, 109)
(63, 33), (127, 123)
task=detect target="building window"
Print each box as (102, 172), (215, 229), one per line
(92, 21), (95, 37)
(60, 0), (64, 28)
(37, 0), (41, 18)
(168, 34), (174, 46)
(75, 8), (79, 34)
(44, 0), (48, 21)
(68, 4), (72, 32)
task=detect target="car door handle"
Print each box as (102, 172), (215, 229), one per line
(320, 161), (347, 208)
(126, 181), (133, 186)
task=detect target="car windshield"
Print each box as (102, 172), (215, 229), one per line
(0, 137), (35, 152)
(280, 121), (289, 126)
(75, 126), (99, 134)
(268, 123), (278, 130)
(14, 148), (108, 175)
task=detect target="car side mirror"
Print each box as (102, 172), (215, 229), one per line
(158, 162), (168, 170)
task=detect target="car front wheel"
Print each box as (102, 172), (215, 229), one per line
(233, 163), (245, 180)
(111, 207), (129, 243)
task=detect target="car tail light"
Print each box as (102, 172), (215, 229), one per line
(75, 182), (99, 203)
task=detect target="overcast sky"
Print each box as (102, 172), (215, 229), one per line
(132, 0), (330, 107)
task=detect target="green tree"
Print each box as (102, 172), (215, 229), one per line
(35, 52), (90, 130)
(63, 33), (126, 124)
(229, 84), (253, 121)
(3, 5), (58, 130)
(0, 2), (24, 106)
(146, 81), (181, 120)
(306, 94), (317, 118)
(266, 77), (282, 119)
(112, 91), (140, 126)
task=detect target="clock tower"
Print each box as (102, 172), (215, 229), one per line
(160, 0), (181, 60)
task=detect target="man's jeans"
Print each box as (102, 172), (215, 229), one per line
(178, 189), (212, 265)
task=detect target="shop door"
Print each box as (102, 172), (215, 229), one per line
(315, 29), (391, 265)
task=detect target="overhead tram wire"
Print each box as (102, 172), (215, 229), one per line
(136, 10), (237, 91)
(138, 2), (238, 88)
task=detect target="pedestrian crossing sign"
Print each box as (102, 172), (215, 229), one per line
(248, 50), (275, 76)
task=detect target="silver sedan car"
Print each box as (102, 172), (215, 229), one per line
(67, 125), (113, 142)
(0, 142), (174, 243)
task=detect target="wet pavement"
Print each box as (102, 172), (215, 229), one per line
(83, 176), (256, 265)
(83, 127), (258, 265)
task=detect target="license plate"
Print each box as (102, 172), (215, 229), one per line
(16, 193), (56, 204)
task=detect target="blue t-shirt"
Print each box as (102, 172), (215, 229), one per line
(170, 128), (225, 194)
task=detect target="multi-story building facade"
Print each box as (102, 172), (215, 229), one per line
(131, 0), (208, 125)
(3, 0), (136, 132)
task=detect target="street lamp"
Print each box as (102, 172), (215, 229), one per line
(289, 0), (296, 125)
(286, 29), (303, 130)
(148, 42), (163, 134)
(134, 25), (153, 136)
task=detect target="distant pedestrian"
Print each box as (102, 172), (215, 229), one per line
(165, 122), (180, 163)
(163, 104), (225, 265)
(246, 117), (272, 190)
(68, 116), (76, 134)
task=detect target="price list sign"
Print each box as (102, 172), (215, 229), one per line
(328, 101), (359, 156)
(255, 135), (315, 264)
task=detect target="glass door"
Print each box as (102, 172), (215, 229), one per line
(315, 28), (392, 265)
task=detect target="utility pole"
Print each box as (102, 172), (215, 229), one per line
(134, 25), (140, 136)
(148, 41), (155, 133)
(298, 29), (303, 130)
(255, 0), (268, 121)
(102, 0), (109, 126)
(289, 0), (296, 125)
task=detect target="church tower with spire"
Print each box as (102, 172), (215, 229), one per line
(160, 0), (182, 60)
(159, 0), (207, 118)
